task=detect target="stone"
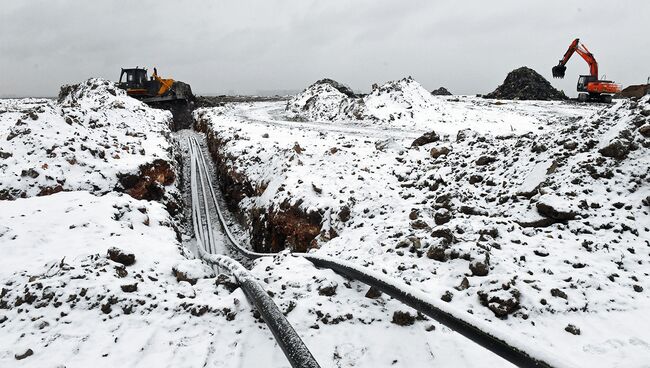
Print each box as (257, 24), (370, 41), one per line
(441, 291), (453, 302)
(15, 348), (33, 360)
(536, 195), (578, 221)
(599, 139), (631, 160)
(411, 131), (440, 147)
(392, 311), (415, 326)
(107, 247), (135, 266)
(550, 288), (568, 300)
(429, 146), (450, 159)
(565, 324), (581, 335)
(475, 155), (496, 166)
(365, 286), (382, 299)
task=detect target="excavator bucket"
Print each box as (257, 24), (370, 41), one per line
(552, 65), (566, 79)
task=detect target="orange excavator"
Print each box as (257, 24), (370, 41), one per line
(552, 38), (620, 103)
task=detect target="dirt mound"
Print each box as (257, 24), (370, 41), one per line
(431, 87), (452, 96)
(485, 67), (567, 101)
(312, 78), (357, 98)
(58, 78), (123, 106)
(286, 78), (364, 121)
(620, 84), (650, 98)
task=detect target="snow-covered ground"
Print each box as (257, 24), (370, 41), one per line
(2, 75), (649, 367)
(196, 85), (650, 367)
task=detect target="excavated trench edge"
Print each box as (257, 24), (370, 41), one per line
(187, 112), (559, 368)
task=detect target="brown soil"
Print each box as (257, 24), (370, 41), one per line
(117, 159), (175, 201)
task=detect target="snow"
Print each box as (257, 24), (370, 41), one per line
(0, 79), (173, 199)
(197, 90), (650, 367)
(285, 77), (596, 136)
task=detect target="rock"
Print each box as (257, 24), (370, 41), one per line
(0, 151), (12, 159)
(478, 288), (521, 318)
(469, 174), (483, 184)
(15, 348), (33, 360)
(107, 247), (135, 266)
(408, 209), (419, 220)
(392, 311), (415, 326)
(176, 281), (196, 299)
(484, 67), (567, 101)
(429, 146), (450, 159)
(411, 131), (440, 147)
(434, 209), (451, 225)
(427, 245), (447, 262)
(536, 194), (578, 221)
(565, 324), (581, 335)
(20, 168), (40, 178)
(550, 288), (568, 300)
(121, 283), (138, 293)
(475, 155), (496, 166)
(215, 274), (239, 292)
(172, 259), (216, 285)
(441, 291), (453, 302)
(633, 285), (643, 293)
(338, 206), (351, 222)
(430, 228), (455, 244)
(365, 286), (382, 299)
(318, 282), (338, 296)
(431, 87), (452, 96)
(639, 125), (650, 137)
(410, 219), (430, 230)
(455, 277), (470, 291)
(599, 139), (631, 160)
(470, 258), (489, 277)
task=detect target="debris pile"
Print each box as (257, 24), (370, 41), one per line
(285, 78), (365, 121)
(484, 66), (567, 100)
(431, 87), (453, 96)
(619, 84), (650, 98)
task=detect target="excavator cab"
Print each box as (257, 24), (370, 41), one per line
(576, 75), (597, 93)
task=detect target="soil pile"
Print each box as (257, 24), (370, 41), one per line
(485, 67), (567, 101)
(431, 87), (452, 96)
(286, 78), (364, 121)
(620, 84), (650, 98)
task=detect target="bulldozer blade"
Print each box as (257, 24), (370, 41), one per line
(552, 65), (566, 78)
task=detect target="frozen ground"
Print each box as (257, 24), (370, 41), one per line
(2, 75), (649, 367)
(196, 86), (650, 367)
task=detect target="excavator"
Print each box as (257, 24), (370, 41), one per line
(118, 67), (194, 129)
(552, 38), (620, 103)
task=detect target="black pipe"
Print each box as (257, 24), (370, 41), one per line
(303, 255), (555, 368)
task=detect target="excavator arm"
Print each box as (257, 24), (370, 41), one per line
(552, 38), (598, 79)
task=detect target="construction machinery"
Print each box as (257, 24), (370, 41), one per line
(552, 38), (621, 103)
(118, 67), (194, 129)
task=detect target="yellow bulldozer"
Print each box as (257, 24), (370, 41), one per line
(118, 67), (194, 129)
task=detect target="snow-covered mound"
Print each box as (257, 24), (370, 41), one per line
(0, 79), (174, 200)
(286, 78), (364, 121)
(199, 95), (650, 367)
(364, 77), (440, 122)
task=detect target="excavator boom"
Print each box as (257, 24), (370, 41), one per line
(552, 38), (598, 79)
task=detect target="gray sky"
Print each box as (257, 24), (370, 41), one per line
(1, 0), (648, 97)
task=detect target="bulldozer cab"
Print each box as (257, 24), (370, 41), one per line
(119, 68), (148, 89)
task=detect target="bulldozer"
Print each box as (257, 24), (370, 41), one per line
(118, 67), (194, 129)
(552, 38), (621, 103)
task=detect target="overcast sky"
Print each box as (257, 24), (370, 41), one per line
(1, 1), (648, 97)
